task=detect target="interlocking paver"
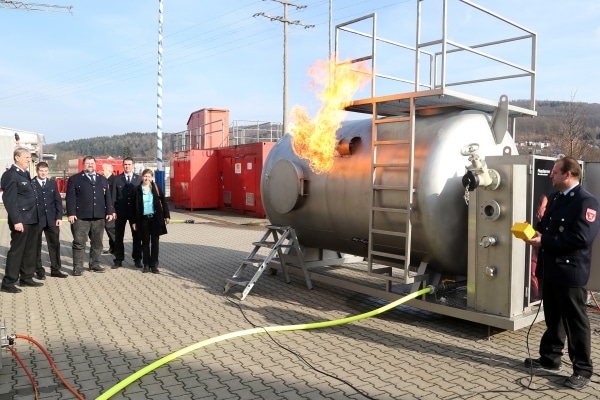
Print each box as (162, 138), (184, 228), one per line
(2, 204), (600, 399)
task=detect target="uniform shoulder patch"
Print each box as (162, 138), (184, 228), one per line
(586, 208), (597, 223)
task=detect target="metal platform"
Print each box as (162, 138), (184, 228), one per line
(346, 88), (537, 119)
(337, 1), (537, 119)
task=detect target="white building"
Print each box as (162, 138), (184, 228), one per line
(0, 126), (44, 179)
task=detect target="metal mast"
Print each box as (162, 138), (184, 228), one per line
(156, 0), (164, 174)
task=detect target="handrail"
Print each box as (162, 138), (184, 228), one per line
(334, 0), (537, 113)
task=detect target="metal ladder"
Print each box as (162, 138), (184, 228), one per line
(224, 225), (312, 300)
(367, 97), (416, 285)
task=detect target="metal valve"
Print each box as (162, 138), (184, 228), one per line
(460, 143), (501, 193)
(479, 236), (498, 248)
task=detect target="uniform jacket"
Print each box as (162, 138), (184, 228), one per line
(112, 173), (141, 218)
(33, 178), (63, 229)
(107, 174), (115, 193)
(535, 185), (600, 287)
(66, 171), (114, 219)
(133, 182), (170, 236)
(1, 165), (38, 229)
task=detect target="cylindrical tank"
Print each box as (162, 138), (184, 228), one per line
(261, 110), (517, 275)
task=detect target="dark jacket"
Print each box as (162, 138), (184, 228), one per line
(66, 171), (114, 219)
(1, 165), (38, 229)
(535, 185), (600, 287)
(33, 178), (63, 228)
(133, 182), (170, 236)
(112, 173), (141, 218)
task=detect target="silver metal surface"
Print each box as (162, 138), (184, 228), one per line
(262, 110), (517, 275)
(469, 158), (529, 317)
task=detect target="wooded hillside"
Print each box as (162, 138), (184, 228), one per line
(44, 132), (174, 173)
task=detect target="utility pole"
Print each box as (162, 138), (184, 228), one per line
(254, 0), (313, 135)
(0, 0), (72, 13)
(329, 0), (333, 58)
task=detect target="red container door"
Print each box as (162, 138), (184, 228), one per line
(243, 154), (257, 216)
(189, 150), (218, 209)
(232, 160), (244, 212)
(170, 154), (191, 209)
(220, 157), (234, 208)
(180, 159), (191, 208)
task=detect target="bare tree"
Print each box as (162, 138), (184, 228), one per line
(552, 92), (594, 160)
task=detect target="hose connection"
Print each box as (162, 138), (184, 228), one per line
(428, 281), (466, 295)
(461, 143), (501, 192)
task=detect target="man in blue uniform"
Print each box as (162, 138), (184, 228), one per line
(66, 156), (115, 276)
(525, 156), (600, 390)
(111, 157), (142, 268)
(33, 162), (68, 279)
(1, 147), (43, 293)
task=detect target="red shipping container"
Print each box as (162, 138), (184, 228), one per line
(68, 158), (124, 176)
(218, 142), (275, 218)
(170, 149), (218, 210)
(187, 108), (230, 150)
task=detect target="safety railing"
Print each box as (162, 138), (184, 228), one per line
(335, 0), (537, 113)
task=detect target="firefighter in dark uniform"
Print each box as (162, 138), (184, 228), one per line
(33, 161), (68, 279)
(111, 157), (143, 268)
(66, 155), (115, 276)
(525, 156), (600, 390)
(1, 147), (42, 293)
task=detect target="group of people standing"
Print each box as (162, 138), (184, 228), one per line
(1, 148), (170, 294)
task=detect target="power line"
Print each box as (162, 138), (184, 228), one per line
(0, 2), (402, 111)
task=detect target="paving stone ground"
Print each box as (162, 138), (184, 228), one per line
(1, 204), (600, 399)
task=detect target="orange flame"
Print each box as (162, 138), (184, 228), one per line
(290, 55), (370, 173)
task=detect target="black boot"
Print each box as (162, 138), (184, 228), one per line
(142, 265), (150, 273)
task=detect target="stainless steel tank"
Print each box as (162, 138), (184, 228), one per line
(261, 110), (518, 275)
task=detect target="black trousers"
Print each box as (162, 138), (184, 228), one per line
(36, 225), (62, 274)
(2, 223), (39, 287)
(138, 216), (160, 268)
(539, 281), (592, 378)
(114, 215), (141, 262)
(105, 219), (116, 250)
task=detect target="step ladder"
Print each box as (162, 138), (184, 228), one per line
(224, 225), (312, 300)
(367, 97), (416, 285)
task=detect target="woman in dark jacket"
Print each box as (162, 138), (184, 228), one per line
(132, 169), (170, 273)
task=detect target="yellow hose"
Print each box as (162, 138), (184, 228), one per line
(96, 287), (431, 400)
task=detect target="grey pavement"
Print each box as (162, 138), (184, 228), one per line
(1, 204), (600, 399)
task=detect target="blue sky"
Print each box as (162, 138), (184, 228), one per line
(1, 0), (599, 144)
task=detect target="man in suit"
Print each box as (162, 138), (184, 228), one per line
(112, 157), (142, 268)
(101, 163), (116, 255)
(33, 162), (68, 279)
(525, 157), (600, 390)
(1, 147), (43, 293)
(66, 155), (115, 276)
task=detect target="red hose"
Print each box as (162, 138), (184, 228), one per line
(15, 334), (85, 400)
(590, 291), (600, 313)
(5, 345), (39, 400)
